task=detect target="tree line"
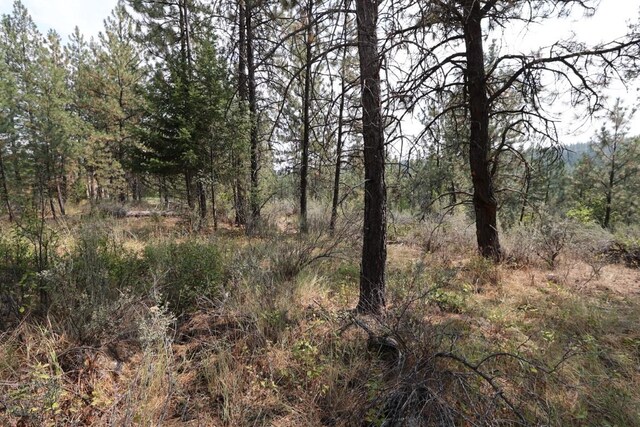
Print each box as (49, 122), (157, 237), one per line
(1, 0), (639, 313)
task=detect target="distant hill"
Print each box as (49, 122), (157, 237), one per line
(562, 142), (592, 167)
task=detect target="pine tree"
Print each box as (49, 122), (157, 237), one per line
(0, 42), (16, 219)
(590, 100), (640, 228)
(0, 0), (42, 211)
(29, 30), (77, 217)
(71, 3), (146, 203)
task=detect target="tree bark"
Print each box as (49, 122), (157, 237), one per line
(330, 7), (349, 236)
(463, 0), (501, 261)
(197, 179), (206, 219)
(246, 0), (261, 226)
(234, 0), (249, 226)
(603, 138), (617, 229)
(56, 182), (66, 216)
(355, 0), (387, 315)
(211, 182), (218, 231)
(185, 172), (194, 209)
(0, 150), (13, 221)
(329, 73), (346, 235)
(299, 0), (313, 235)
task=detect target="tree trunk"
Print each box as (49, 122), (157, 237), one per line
(299, 0), (313, 235)
(49, 193), (57, 220)
(246, 0), (260, 226)
(519, 167), (531, 223)
(329, 73), (346, 235)
(330, 8), (349, 236)
(211, 181), (218, 231)
(132, 175), (142, 202)
(235, 0), (248, 227)
(0, 150), (13, 221)
(161, 177), (169, 209)
(463, 0), (501, 261)
(209, 142), (218, 231)
(56, 182), (66, 216)
(197, 180), (206, 219)
(355, 0), (387, 315)
(185, 172), (194, 210)
(604, 151), (616, 229)
(88, 172), (96, 206)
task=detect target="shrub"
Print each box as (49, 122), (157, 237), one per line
(144, 240), (225, 314)
(462, 256), (501, 290)
(0, 230), (34, 326)
(570, 223), (613, 277)
(503, 225), (536, 267)
(532, 216), (576, 269)
(46, 224), (143, 343)
(401, 213), (476, 255)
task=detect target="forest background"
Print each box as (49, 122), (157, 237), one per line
(0, 0), (640, 425)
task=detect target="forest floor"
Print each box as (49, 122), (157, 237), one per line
(0, 207), (639, 426)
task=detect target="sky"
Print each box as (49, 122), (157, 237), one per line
(0, 0), (639, 142)
(0, 0), (119, 41)
(499, 1), (640, 141)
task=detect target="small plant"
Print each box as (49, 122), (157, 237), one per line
(503, 225), (536, 267)
(118, 302), (176, 426)
(532, 215), (575, 269)
(0, 229), (34, 325)
(144, 240), (225, 314)
(45, 224), (143, 343)
(463, 256), (501, 290)
(430, 289), (467, 313)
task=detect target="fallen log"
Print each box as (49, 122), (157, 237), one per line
(124, 210), (178, 218)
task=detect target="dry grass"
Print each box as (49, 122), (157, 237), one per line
(1, 209), (639, 426)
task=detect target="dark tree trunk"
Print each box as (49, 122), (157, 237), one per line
(330, 8), (349, 236)
(355, 0), (387, 315)
(0, 150), (13, 221)
(519, 167), (531, 223)
(329, 73), (346, 235)
(211, 182), (218, 231)
(56, 182), (66, 216)
(133, 175), (142, 202)
(463, 0), (501, 261)
(49, 194), (57, 220)
(209, 144), (218, 231)
(234, 0), (249, 226)
(197, 180), (206, 219)
(183, 0), (193, 69)
(603, 147), (617, 228)
(185, 172), (194, 210)
(450, 180), (457, 207)
(58, 157), (68, 214)
(246, 0), (261, 226)
(233, 161), (247, 225)
(161, 177), (169, 209)
(88, 172), (96, 205)
(299, 0), (313, 235)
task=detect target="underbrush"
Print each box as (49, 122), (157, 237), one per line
(1, 210), (639, 425)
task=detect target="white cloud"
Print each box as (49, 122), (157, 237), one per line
(0, 0), (119, 41)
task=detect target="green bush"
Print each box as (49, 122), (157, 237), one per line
(64, 226), (141, 298)
(46, 225), (143, 342)
(144, 240), (225, 314)
(0, 230), (34, 325)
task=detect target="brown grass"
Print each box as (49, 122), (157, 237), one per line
(1, 211), (639, 426)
